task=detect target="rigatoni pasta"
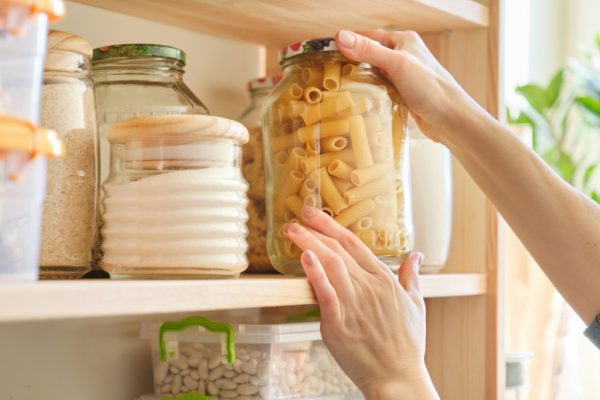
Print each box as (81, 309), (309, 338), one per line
(261, 37), (412, 275)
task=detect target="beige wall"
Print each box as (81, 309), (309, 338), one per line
(51, 1), (264, 120)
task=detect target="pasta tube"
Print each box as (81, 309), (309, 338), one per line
(334, 199), (376, 228)
(306, 139), (320, 156)
(299, 178), (317, 199)
(285, 195), (305, 220)
(323, 62), (342, 91)
(301, 148), (354, 174)
(274, 151), (288, 168)
(301, 67), (323, 87)
(315, 168), (348, 215)
(273, 170), (304, 217)
(331, 176), (353, 194)
(392, 105), (407, 163)
(363, 115), (382, 135)
(350, 163), (388, 186)
(280, 82), (304, 101)
(303, 193), (320, 207)
(372, 147), (393, 163)
(321, 207), (334, 217)
(344, 177), (394, 206)
(297, 118), (350, 144)
(350, 217), (373, 232)
(341, 63), (358, 78)
(301, 91), (353, 125)
(327, 159), (353, 181)
(278, 101), (307, 121)
(348, 115), (374, 168)
(304, 86), (323, 104)
(271, 133), (296, 153)
(320, 136), (348, 152)
(279, 147), (307, 183)
(335, 95), (372, 118)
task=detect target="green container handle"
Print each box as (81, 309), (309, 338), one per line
(159, 316), (236, 365)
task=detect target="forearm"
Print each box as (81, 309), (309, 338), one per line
(442, 109), (600, 323)
(360, 370), (439, 400)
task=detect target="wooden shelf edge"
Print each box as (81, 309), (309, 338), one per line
(0, 273), (485, 323)
(70, 0), (489, 47)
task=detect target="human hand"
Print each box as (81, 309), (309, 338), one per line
(334, 29), (486, 144)
(283, 206), (439, 400)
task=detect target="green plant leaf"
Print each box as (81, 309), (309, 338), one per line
(576, 96), (600, 117)
(556, 153), (577, 184)
(509, 110), (538, 149)
(596, 32), (600, 50)
(592, 191), (600, 204)
(584, 165), (597, 188)
(516, 84), (550, 114)
(546, 69), (564, 108)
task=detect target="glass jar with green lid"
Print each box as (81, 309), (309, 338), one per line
(92, 43), (209, 187)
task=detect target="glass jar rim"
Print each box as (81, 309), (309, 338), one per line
(92, 44), (187, 65)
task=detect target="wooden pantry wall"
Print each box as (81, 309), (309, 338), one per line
(53, 1), (264, 119)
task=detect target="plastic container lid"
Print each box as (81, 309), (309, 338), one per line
(107, 115), (249, 145)
(45, 30), (92, 71)
(247, 75), (282, 92)
(280, 37), (337, 64)
(0, 0), (65, 21)
(0, 115), (64, 157)
(141, 320), (322, 344)
(92, 43), (186, 65)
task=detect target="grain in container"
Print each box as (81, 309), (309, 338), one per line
(39, 30), (98, 278)
(239, 76), (281, 273)
(141, 316), (362, 399)
(101, 115), (249, 279)
(261, 38), (414, 275)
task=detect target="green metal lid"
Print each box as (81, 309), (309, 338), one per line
(92, 44), (186, 65)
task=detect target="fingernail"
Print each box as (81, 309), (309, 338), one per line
(282, 223), (291, 235)
(337, 30), (356, 49)
(304, 250), (317, 266)
(416, 253), (425, 268)
(289, 223), (304, 234)
(302, 205), (318, 218)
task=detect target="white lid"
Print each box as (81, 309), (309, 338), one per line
(141, 320), (322, 344)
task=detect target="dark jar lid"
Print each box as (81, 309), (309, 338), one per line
(279, 37), (338, 64)
(92, 43), (186, 65)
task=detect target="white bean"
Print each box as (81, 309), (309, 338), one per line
(219, 389), (238, 398)
(171, 375), (182, 395)
(215, 378), (237, 390)
(208, 354), (222, 369)
(237, 383), (259, 395)
(207, 381), (219, 395)
(183, 375), (198, 390)
(242, 359), (258, 375)
(233, 373), (250, 384)
(154, 363), (169, 382)
(208, 365), (224, 381)
(198, 358), (209, 380)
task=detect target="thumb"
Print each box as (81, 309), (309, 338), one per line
(335, 30), (398, 71)
(398, 252), (424, 295)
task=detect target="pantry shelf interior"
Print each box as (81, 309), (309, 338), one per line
(71, 0), (489, 46)
(0, 273), (486, 323)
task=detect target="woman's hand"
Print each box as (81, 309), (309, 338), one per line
(334, 29), (486, 144)
(283, 206), (439, 400)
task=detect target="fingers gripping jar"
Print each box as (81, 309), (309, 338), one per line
(262, 38), (414, 275)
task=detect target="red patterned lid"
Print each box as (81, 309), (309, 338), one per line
(279, 38), (338, 64)
(247, 75), (282, 91)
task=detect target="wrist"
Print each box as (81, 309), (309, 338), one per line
(359, 366), (439, 400)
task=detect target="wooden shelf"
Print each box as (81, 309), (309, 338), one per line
(0, 273), (485, 323)
(71, 0), (489, 47)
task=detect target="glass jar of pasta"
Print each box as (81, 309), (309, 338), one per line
(262, 38), (413, 275)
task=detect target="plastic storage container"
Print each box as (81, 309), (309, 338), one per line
(0, 116), (63, 280)
(141, 316), (362, 400)
(239, 76), (281, 273)
(262, 38), (413, 275)
(92, 43), (209, 187)
(409, 120), (453, 273)
(0, 0), (64, 123)
(39, 30), (98, 278)
(101, 115), (249, 279)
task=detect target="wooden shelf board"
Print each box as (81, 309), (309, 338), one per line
(71, 0), (489, 47)
(0, 273), (485, 323)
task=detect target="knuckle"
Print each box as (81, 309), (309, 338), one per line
(338, 231), (360, 250)
(323, 252), (344, 267)
(405, 30), (420, 42)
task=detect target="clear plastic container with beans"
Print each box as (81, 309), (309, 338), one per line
(262, 38), (414, 275)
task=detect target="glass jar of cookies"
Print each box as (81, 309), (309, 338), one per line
(262, 38), (413, 275)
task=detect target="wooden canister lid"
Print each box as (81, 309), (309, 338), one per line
(47, 30), (93, 57)
(107, 115), (249, 145)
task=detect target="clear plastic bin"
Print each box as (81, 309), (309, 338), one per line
(141, 317), (362, 400)
(0, 0), (65, 122)
(0, 116), (63, 280)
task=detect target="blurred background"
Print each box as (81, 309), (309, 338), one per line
(503, 0), (600, 399)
